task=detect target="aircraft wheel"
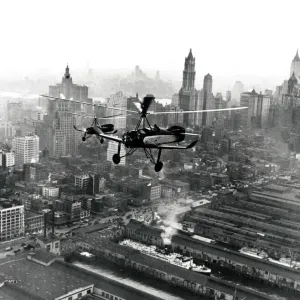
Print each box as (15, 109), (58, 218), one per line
(154, 161), (163, 172)
(100, 138), (104, 144)
(82, 137), (86, 142)
(112, 154), (121, 164)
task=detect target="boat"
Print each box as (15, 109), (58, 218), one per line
(78, 251), (96, 261)
(239, 247), (268, 259)
(119, 239), (211, 275)
(170, 255), (211, 275)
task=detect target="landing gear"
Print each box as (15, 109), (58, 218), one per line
(112, 154), (121, 164)
(154, 161), (163, 172)
(113, 143), (121, 164)
(82, 136), (86, 142)
(154, 148), (163, 172)
(100, 138), (104, 144)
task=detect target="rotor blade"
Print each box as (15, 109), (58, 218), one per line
(180, 133), (200, 136)
(149, 107), (248, 115)
(39, 95), (139, 114)
(101, 114), (123, 118)
(67, 112), (127, 120)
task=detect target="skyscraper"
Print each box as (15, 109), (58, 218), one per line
(239, 89), (270, 128)
(178, 49), (197, 126)
(231, 81), (244, 105)
(196, 74), (215, 126)
(12, 134), (39, 167)
(202, 74), (213, 126)
(48, 65), (92, 116)
(43, 66), (88, 157)
(290, 50), (300, 78)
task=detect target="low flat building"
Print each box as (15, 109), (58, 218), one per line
(36, 236), (61, 255)
(0, 255), (94, 300)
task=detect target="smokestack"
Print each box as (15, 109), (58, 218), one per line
(52, 211), (55, 237)
(44, 212), (47, 239)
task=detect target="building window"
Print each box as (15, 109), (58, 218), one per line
(78, 292), (82, 297)
(55, 242), (59, 248)
(68, 297), (72, 300)
(102, 291), (105, 296)
(106, 294), (109, 299)
(110, 295), (114, 300)
(46, 245), (51, 251)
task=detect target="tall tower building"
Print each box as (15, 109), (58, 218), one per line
(12, 134), (39, 167)
(196, 74), (215, 126)
(202, 74), (213, 126)
(231, 81), (244, 105)
(43, 66), (89, 157)
(239, 89), (270, 129)
(48, 65), (92, 116)
(290, 50), (300, 78)
(178, 49), (197, 126)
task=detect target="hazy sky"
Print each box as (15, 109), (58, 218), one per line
(1, 0), (299, 80)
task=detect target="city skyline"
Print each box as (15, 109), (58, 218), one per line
(0, 0), (299, 82)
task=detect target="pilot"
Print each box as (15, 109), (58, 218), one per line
(153, 124), (160, 131)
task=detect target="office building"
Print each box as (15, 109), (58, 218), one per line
(196, 74), (215, 126)
(42, 186), (59, 198)
(0, 150), (15, 168)
(48, 65), (91, 115)
(0, 204), (25, 241)
(12, 134), (39, 167)
(74, 174), (99, 195)
(240, 89), (270, 128)
(7, 100), (23, 124)
(25, 211), (43, 234)
(231, 81), (244, 105)
(24, 163), (48, 182)
(105, 91), (127, 129)
(0, 120), (15, 139)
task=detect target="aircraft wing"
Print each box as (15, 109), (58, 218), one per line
(158, 140), (198, 150)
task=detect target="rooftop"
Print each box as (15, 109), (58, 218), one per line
(25, 211), (43, 219)
(0, 258), (93, 300)
(29, 251), (58, 265)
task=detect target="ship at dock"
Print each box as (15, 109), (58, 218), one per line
(120, 239), (211, 275)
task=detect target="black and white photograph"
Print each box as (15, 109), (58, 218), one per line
(0, 0), (299, 299)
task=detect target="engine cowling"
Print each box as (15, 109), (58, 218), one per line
(168, 125), (185, 142)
